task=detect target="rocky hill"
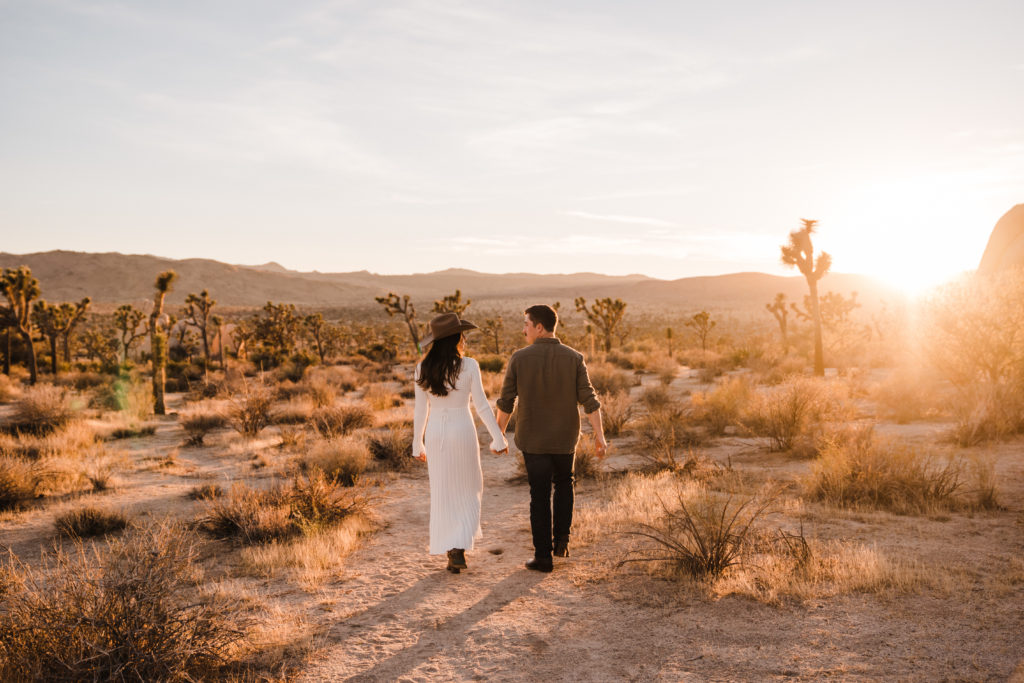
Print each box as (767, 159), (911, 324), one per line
(0, 250), (897, 312)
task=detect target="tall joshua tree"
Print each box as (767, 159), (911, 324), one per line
(780, 218), (831, 376)
(304, 312), (329, 364)
(375, 292), (421, 353)
(211, 314), (225, 370)
(574, 296), (627, 353)
(765, 293), (789, 353)
(480, 317), (504, 354)
(1, 266), (41, 384)
(32, 297), (91, 375)
(150, 271), (177, 415)
(184, 289), (216, 367)
(685, 310), (716, 354)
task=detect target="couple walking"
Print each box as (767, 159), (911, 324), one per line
(412, 304), (608, 574)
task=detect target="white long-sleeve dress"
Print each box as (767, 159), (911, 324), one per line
(413, 357), (508, 555)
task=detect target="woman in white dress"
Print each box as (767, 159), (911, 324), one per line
(413, 312), (508, 573)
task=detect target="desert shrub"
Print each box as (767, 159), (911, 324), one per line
(967, 455), (1001, 510)
(185, 378), (223, 401)
(573, 433), (603, 479)
(270, 399), (314, 425)
(301, 437), (370, 486)
(635, 408), (703, 471)
(54, 506), (129, 538)
(187, 483), (223, 500)
(619, 487), (773, 578)
(181, 409), (228, 446)
(949, 381), (1024, 446)
(106, 424), (157, 440)
(0, 456), (41, 510)
(304, 377), (337, 408)
(870, 366), (946, 424)
(648, 356), (678, 385)
(0, 523), (243, 681)
(227, 385), (273, 438)
(305, 364), (361, 392)
(199, 475), (369, 544)
(588, 362), (635, 397)
(605, 351), (635, 370)
(753, 355), (807, 385)
(477, 355), (505, 373)
(310, 403), (374, 439)
(367, 426), (415, 471)
(691, 375), (753, 436)
(5, 385), (75, 435)
(362, 383), (400, 411)
(0, 422), (99, 461)
(54, 370), (107, 391)
(806, 435), (964, 514)
(92, 374), (152, 419)
(640, 385), (674, 412)
(742, 377), (849, 453)
(600, 391), (633, 437)
(0, 374), (23, 403)
(277, 424), (308, 450)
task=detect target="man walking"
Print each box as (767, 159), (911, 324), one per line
(496, 304), (607, 572)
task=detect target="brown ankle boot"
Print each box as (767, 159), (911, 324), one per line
(447, 548), (467, 571)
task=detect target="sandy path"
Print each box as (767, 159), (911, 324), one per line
(297, 438), (1024, 682)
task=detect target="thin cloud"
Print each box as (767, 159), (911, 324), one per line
(560, 210), (677, 228)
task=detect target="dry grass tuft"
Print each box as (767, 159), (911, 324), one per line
(300, 437), (370, 486)
(742, 376), (850, 454)
(635, 408), (703, 472)
(227, 385), (274, 438)
(5, 385), (75, 435)
(362, 383), (401, 411)
(588, 362), (636, 397)
(270, 399), (315, 426)
(0, 455), (42, 510)
(600, 391), (634, 437)
(54, 506), (129, 538)
(691, 375), (753, 436)
(806, 435), (965, 514)
(639, 384), (674, 412)
(310, 403), (374, 439)
(0, 373), (23, 402)
(188, 483), (224, 500)
(0, 523), (244, 681)
(181, 409), (229, 446)
(198, 474), (370, 545)
(367, 426), (415, 471)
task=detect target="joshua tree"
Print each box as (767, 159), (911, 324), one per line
(184, 289), (216, 367)
(433, 289), (471, 315)
(1, 266), (41, 384)
(150, 271), (177, 415)
(480, 317), (504, 353)
(80, 326), (120, 371)
(231, 319), (254, 360)
(685, 310), (716, 354)
(574, 297), (627, 353)
(252, 302), (301, 363)
(781, 218), (831, 376)
(304, 312), (329, 364)
(31, 298), (90, 375)
(113, 304), (147, 365)
(666, 327), (674, 358)
(375, 292), (421, 353)
(766, 293), (790, 353)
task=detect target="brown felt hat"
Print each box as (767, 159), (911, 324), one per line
(421, 312), (478, 347)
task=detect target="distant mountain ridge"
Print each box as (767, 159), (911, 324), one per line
(0, 250), (898, 311)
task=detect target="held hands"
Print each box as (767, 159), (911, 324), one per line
(415, 449), (427, 463)
(490, 438), (509, 455)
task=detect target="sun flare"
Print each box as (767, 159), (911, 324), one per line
(826, 176), (991, 295)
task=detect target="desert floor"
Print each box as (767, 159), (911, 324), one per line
(2, 370), (1023, 682)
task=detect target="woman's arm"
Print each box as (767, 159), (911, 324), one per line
(412, 365), (429, 460)
(468, 359), (508, 453)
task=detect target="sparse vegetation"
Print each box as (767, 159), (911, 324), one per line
(367, 426), (415, 471)
(600, 391), (634, 437)
(587, 362), (635, 397)
(228, 385), (274, 438)
(300, 437), (370, 485)
(0, 523), (244, 681)
(54, 506), (129, 538)
(181, 409), (228, 445)
(742, 376), (849, 453)
(0, 455), (41, 510)
(310, 403), (374, 439)
(5, 384), (75, 435)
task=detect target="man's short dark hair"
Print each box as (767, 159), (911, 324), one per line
(525, 304), (558, 332)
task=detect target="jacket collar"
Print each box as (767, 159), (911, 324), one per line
(533, 337), (561, 345)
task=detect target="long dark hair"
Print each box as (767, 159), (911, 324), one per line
(417, 333), (463, 397)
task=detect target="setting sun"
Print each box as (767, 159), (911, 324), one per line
(827, 176), (994, 295)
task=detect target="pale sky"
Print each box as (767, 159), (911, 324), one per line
(1, 0), (1022, 290)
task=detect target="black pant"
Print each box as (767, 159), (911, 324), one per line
(523, 452), (575, 559)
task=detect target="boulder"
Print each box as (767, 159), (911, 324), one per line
(978, 204), (1024, 275)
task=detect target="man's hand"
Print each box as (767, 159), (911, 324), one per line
(594, 435), (609, 459)
(490, 446), (509, 455)
(415, 450), (427, 463)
